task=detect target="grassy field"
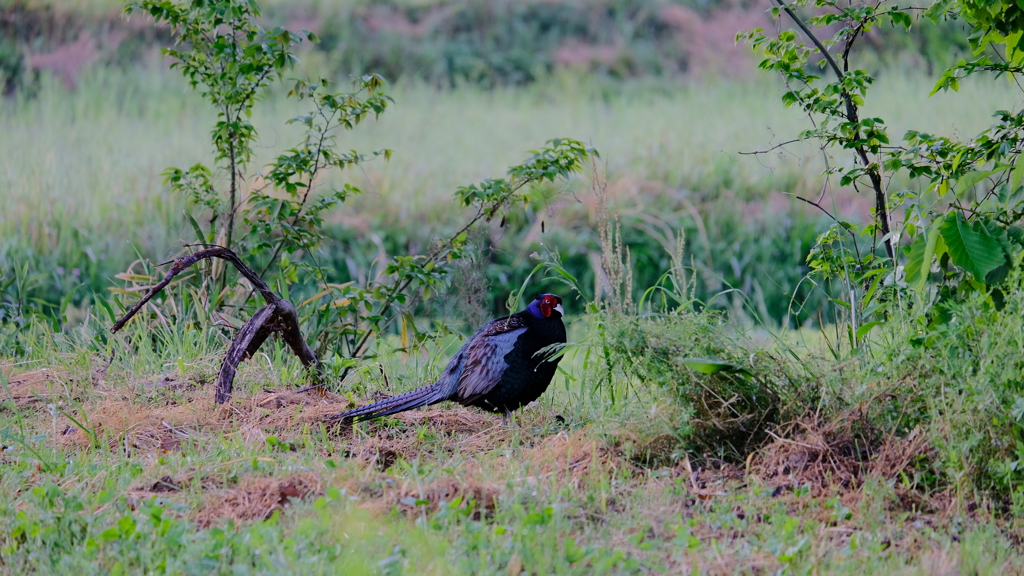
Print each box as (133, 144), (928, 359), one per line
(4, 65), (1023, 322)
(3, 308), (1024, 574)
(4, 48), (1024, 574)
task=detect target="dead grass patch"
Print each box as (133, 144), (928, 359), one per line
(192, 472), (323, 527)
(131, 471), (322, 528)
(343, 430), (620, 519)
(45, 371), (544, 463)
(341, 407), (508, 469)
(2, 368), (68, 407)
(517, 430), (621, 486)
(750, 413), (934, 497)
(53, 384), (354, 453)
(353, 475), (503, 519)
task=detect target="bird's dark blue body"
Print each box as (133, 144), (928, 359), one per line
(330, 294), (566, 421)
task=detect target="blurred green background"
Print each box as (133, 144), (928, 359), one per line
(0, 0), (1012, 335)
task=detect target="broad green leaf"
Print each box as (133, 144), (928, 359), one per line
(678, 358), (752, 380)
(955, 169), (997, 191)
(986, 262), (1010, 284)
(979, 218), (1015, 260)
(951, 149), (965, 173)
(855, 321), (883, 341)
(1011, 161), (1024, 192)
(903, 221), (942, 294)
(939, 212), (1006, 281)
(679, 358), (735, 374)
(564, 537), (586, 564)
(904, 234), (927, 287)
(1008, 225), (1024, 246)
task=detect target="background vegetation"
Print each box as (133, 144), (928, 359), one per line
(4, 0), (1024, 573)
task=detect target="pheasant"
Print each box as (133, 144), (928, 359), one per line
(330, 294), (566, 423)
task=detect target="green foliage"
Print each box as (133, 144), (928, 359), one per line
(306, 0), (975, 87)
(865, 274), (1024, 494)
(314, 0), (693, 88)
(302, 138), (596, 368)
(593, 307), (789, 458)
(0, 36), (29, 96)
(0, 0), (983, 97)
(127, 0), (391, 273)
(566, 217), (803, 461)
(937, 212), (1009, 282)
(740, 0), (1024, 321)
(743, 0), (1024, 501)
(245, 75), (392, 282)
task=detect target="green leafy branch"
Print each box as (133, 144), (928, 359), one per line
(739, 0), (902, 262)
(742, 0), (1024, 339)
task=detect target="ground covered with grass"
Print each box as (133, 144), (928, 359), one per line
(3, 302), (1024, 575)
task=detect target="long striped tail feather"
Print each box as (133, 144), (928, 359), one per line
(329, 383), (445, 422)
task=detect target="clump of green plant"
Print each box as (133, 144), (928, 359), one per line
(740, 0), (1024, 500)
(125, 0), (393, 283)
(568, 171), (805, 462)
(859, 271), (1024, 502)
(0, 38), (29, 96)
(596, 308), (787, 459)
(740, 0), (1024, 339)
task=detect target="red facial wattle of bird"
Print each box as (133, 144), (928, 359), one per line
(538, 294), (564, 318)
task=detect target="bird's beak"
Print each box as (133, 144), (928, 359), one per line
(554, 303), (564, 316)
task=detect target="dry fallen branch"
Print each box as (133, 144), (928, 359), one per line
(109, 246), (323, 404)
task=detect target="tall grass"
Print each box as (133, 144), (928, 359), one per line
(3, 63), (1023, 331)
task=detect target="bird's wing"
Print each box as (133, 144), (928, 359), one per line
(452, 315), (528, 403)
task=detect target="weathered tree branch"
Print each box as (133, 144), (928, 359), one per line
(217, 303), (277, 403)
(110, 246), (322, 404)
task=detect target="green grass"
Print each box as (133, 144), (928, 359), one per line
(2, 315), (1022, 575)
(6, 56), (1024, 574)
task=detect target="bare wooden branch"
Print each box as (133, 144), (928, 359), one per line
(737, 139), (802, 156)
(109, 246), (323, 405)
(110, 246), (277, 334)
(269, 298), (323, 387)
(216, 303), (277, 404)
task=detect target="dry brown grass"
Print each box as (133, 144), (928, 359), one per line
(192, 472), (324, 527)
(128, 471), (323, 528)
(33, 372), (623, 525)
(518, 430), (622, 486)
(749, 412), (934, 497)
(114, 393), (627, 525)
(2, 367), (72, 407)
(342, 407), (507, 465)
(52, 382), (356, 453)
(334, 429), (625, 523)
(347, 474), (503, 519)
(2, 365), (971, 546)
